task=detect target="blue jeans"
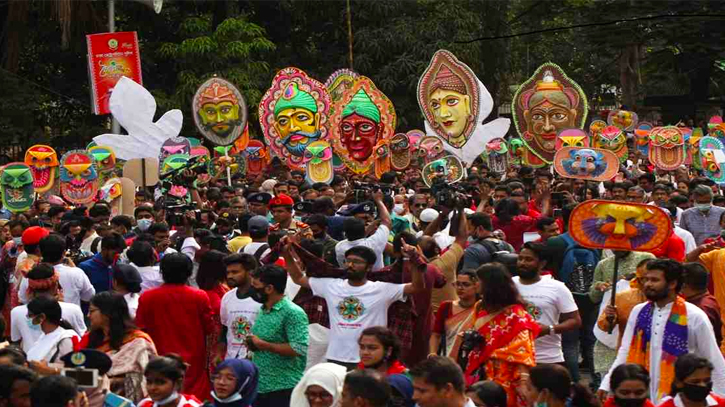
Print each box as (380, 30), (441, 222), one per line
(562, 294), (598, 383)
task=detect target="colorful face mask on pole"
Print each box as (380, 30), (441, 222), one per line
(1, 163), (35, 213)
(303, 141), (333, 185)
(607, 109), (639, 132)
(244, 140), (269, 177)
(60, 150), (99, 205)
(648, 126), (686, 171)
(700, 136), (725, 183)
(390, 133), (411, 171)
(193, 77), (247, 146)
(24, 145), (58, 194)
(554, 147), (619, 182)
(485, 138), (509, 174)
(594, 125), (628, 164)
(634, 122), (653, 158)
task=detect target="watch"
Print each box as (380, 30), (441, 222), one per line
(549, 325), (556, 335)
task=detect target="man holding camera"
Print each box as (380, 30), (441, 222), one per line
(335, 191), (392, 271)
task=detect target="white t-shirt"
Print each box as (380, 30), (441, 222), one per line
(131, 263), (164, 293)
(242, 242), (271, 259)
(335, 225), (390, 271)
(124, 293), (139, 319)
(309, 278), (406, 363)
(18, 264), (95, 307)
(220, 288), (262, 360)
(10, 302), (87, 352)
(514, 275), (578, 363)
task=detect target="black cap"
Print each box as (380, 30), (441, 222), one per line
(293, 201), (314, 214)
(247, 192), (272, 204)
(340, 201), (376, 216)
(61, 350), (113, 375)
(113, 264), (143, 293)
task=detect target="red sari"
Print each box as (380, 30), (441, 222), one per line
(465, 304), (539, 407)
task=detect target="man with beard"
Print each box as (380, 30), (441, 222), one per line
(78, 232), (127, 293)
(597, 259), (725, 403)
(306, 214), (338, 266)
(335, 192), (392, 271)
(514, 242), (581, 366)
(218, 253), (262, 361)
(285, 239), (424, 370)
(274, 83), (323, 158)
(462, 213), (513, 271)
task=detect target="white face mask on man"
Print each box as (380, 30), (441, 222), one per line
(393, 204), (406, 215)
(137, 218), (153, 231)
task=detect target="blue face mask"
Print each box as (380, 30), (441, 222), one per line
(137, 218), (153, 231)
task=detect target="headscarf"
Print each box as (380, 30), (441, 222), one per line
(290, 363), (347, 407)
(342, 89), (381, 123)
(387, 374), (415, 407)
(274, 83), (318, 116)
(211, 359), (259, 407)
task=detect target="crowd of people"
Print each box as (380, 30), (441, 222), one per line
(3, 138), (725, 407)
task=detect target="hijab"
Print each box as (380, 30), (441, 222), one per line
(211, 359), (259, 407)
(387, 374), (415, 407)
(290, 363), (348, 407)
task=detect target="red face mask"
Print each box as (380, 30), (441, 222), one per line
(340, 113), (380, 162)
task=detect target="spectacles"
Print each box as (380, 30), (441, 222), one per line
(305, 390), (333, 401)
(414, 203), (427, 208)
(344, 258), (367, 266)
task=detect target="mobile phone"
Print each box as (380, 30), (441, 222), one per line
(62, 368), (99, 388)
(553, 208), (562, 218)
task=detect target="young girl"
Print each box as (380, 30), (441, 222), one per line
(138, 354), (203, 407)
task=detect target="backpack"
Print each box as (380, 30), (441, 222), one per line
(472, 238), (518, 274)
(560, 233), (599, 294)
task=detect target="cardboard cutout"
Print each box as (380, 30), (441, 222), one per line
(158, 137), (191, 174)
(24, 145), (58, 193)
(190, 145), (212, 185)
(569, 200), (672, 251)
(554, 147), (619, 182)
(422, 155), (465, 188)
(193, 77), (247, 146)
(390, 133), (411, 171)
(303, 141), (333, 185)
(689, 128), (704, 170)
(60, 150), (99, 205)
(594, 125), (628, 164)
(607, 109), (639, 131)
(329, 76), (396, 174)
(1, 163), (34, 213)
(700, 136), (725, 183)
(208, 154), (246, 181)
(634, 122), (653, 157)
(648, 126), (686, 171)
(259, 67), (332, 170)
(418, 50), (510, 166)
(512, 63), (587, 168)
(94, 76), (183, 160)
(244, 140), (269, 177)
(123, 158), (159, 188)
(325, 69), (359, 103)
(416, 136), (446, 168)
(485, 138), (509, 174)
(406, 130), (424, 151)
(556, 128), (590, 150)
(98, 177), (134, 217)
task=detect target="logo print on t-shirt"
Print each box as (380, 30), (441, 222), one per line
(337, 296), (365, 321)
(231, 315), (252, 340)
(524, 301), (541, 320)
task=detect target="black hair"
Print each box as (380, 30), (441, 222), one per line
(521, 242), (549, 264)
(127, 240), (155, 267)
(610, 363), (650, 392)
(110, 215), (133, 230)
(220, 186), (235, 194)
(561, 203), (577, 231)
(535, 217), (557, 231)
(223, 253), (258, 273)
(30, 375), (78, 407)
(345, 246), (377, 267)
(476, 263), (523, 312)
(468, 213), (493, 231)
(101, 232), (127, 252)
(0, 346), (27, 365)
(238, 214), (253, 233)
(113, 264), (142, 293)
(134, 205), (155, 219)
(47, 206), (66, 219)
(26, 263), (55, 281)
(639, 173), (656, 183)
(196, 250), (228, 291)
(392, 231), (417, 254)
(529, 364), (596, 407)
(714, 195), (725, 205)
(39, 233), (66, 263)
(343, 217), (366, 241)
(160, 253), (193, 284)
(494, 198), (520, 223)
(682, 262), (709, 291)
(671, 354), (713, 396)
(652, 183), (669, 193)
(253, 265), (287, 294)
(27, 296), (72, 330)
(148, 222), (170, 235)
(299, 239), (325, 258)
(409, 356), (465, 393)
(87, 292), (136, 351)
(145, 354), (188, 384)
(89, 205), (111, 218)
(359, 326), (400, 363)
(312, 197), (336, 214)
(669, 195), (689, 206)
(380, 172), (397, 184)
(493, 185), (509, 194)
(646, 259), (684, 292)
(343, 369), (391, 407)
(467, 381), (507, 407)
(306, 214), (328, 228)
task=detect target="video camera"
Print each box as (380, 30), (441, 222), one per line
(430, 177), (469, 209)
(164, 202), (201, 227)
(351, 181), (395, 204)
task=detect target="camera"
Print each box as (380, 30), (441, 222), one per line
(431, 177), (468, 208)
(165, 202), (200, 227)
(351, 181), (394, 203)
(457, 329), (484, 372)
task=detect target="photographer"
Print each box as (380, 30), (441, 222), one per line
(462, 214), (514, 271)
(335, 191), (392, 271)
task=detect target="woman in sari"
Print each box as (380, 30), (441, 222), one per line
(80, 292), (157, 403)
(464, 263), (539, 407)
(429, 269), (479, 360)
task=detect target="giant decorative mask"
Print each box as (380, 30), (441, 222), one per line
(418, 50), (510, 165)
(512, 63), (587, 167)
(259, 67), (332, 170)
(60, 150), (99, 205)
(700, 136), (725, 183)
(330, 76), (396, 174)
(390, 133), (411, 171)
(98, 178), (123, 216)
(422, 156), (464, 187)
(159, 137), (191, 172)
(193, 77), (247, 146)
(569, 201), (672, 251)
(416, 136), (446, 167)
(1, 163), (34, 213)
(190, 145), (212, 185)
(556, 128), (589, 150)
(607, 109), (639, 131)
(485, 138), (509, 174)
(374, 140), (391, 179)
(589, 120), (607, 139)
(689, 128), (704, 170)
(509, 138), (524, 165)
(648, 126), (686, 171)
(208, 152), (246, 181)
(244, 140), (269, 176)
(88, 146), (117, 178)
(594, 126), (627, 164)
(553, 147), (619, 182)
(634, 122), (653, 157)
(161, 154), (189, 176)
(325, 69), (359, 103)
(303, 141), (333, 184)
(708, 116), (725, 143)
(24, 145), (58, 193)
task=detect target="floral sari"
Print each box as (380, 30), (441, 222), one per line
(465, 304), (539, 407)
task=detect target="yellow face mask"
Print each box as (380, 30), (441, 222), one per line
(200, 102), (240, 135)
(429, 89), (471, 140)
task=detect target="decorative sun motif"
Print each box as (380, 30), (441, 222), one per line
(337, 296), (365, 321)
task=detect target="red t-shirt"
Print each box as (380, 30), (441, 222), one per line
(492, 214), (538, 252)
(649, 231), (685, 262)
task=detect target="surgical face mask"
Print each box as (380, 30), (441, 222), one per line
(393, 204), (405, 215)
(137, 218), (153, 232)
(696, 203), (712, 213)
(12, 237), (21, 246)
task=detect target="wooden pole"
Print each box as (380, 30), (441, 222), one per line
(346, 0), (354, 70)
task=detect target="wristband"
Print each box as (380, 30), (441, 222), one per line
(549, 325), (555, 335)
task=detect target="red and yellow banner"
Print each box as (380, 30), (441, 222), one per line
(86, 31), (142, 115)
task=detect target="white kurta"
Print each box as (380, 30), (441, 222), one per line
(599, 300), (725, 403)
